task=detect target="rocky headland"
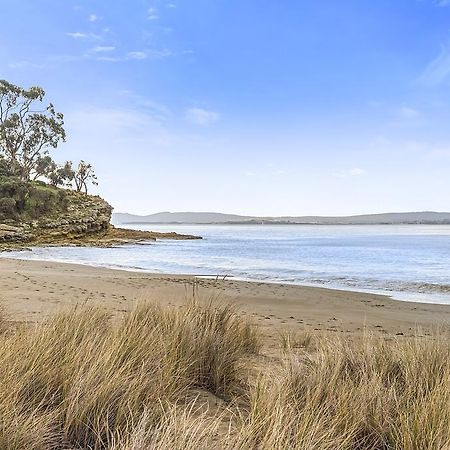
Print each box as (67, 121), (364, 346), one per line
(0, 189), (200, 251)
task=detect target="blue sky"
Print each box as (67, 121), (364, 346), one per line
(1, 0), (450, 215)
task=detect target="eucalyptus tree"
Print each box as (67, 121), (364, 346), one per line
(0, 80), (65, 180)
(73, 160), (98, 194)
(48, 161), (75, 188)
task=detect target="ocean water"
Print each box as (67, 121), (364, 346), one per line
(3, 224), (450, 304)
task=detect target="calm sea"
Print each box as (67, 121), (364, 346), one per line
(4, 224), (450, 304)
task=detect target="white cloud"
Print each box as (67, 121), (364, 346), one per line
(7, 60), (45, 70)
(69, 46), (173, 62)
(64, 107), (173, 161)
(88, 14), (98, 22)
(147, 7), (159, 20)
(417, 44), (450, 86)
(185, 107), (220, 125)
(398, 106), (421, 119)
(66, 32), (89, 39)
(349, 168), (367, 176)
(89, 46), (115, 53)
(117, 90), (172, 120)
(95, 56), (121, 62)
(334, 168), (367, 178)
(95, 49), (173, 62)
(167, 3), (177, 8)
(127, 51), (148, 60)
(65, 31), (103, 41)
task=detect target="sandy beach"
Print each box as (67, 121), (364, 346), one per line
(2, 257), (449, 349)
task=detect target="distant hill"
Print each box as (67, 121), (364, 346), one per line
(112, 211), (450, 225)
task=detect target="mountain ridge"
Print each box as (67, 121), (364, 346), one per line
(112, 211), (450, 225)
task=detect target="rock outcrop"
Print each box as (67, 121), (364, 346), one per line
(0, 191), (111, 246)
(0, 190), (200, 250)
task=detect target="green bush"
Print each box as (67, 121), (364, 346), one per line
(25, 185), (59, 218)
(0, 176), (68, 221)
(0, 197), (17, 220)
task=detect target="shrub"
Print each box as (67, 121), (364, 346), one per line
(0, 176), (68, 221)
(24, 184), (60, 218)
(0, 197), (17, 220)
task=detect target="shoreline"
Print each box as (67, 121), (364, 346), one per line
(1, 257), (449, 344)
(2, 250), (450, 305)
(0, 226), (201, 252)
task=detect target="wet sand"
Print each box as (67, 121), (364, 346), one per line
(1, 258), (449, 349)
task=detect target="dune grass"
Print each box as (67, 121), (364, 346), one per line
(0, 301), (259, 449)
(0, 300), (449, 449)
(233, 332), (450, 450)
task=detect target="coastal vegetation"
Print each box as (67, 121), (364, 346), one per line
(0, 80), (97, 193)
(0, 80), (99, 228)
(0, 300), (259, 449)
(0, 164), (68, 222)
(0, 298), (449, 449)
(0, 79), (200, 246)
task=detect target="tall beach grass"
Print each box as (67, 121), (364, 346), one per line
(0, 300), (259, 449)
(0, 299), (449, 449)
(233, 332), (450, 450)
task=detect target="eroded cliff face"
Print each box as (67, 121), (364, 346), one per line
(0, 191), (112, 248)
(0, 190), (201, 250)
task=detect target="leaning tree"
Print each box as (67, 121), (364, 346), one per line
(73, 160), (98, 194)
(0, 80), (66, 180)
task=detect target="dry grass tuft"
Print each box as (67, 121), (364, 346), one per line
(0, 298), (449, 450)
(0, 300), (259, 449)
(234, 333), (450, 450)
(279, 329), (315, 352)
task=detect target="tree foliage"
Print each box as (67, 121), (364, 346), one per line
(48, 161), (74, 188)
(0, 80), (66, 180)
(0, 80), (99, 195)
(0, 156), (68, 221)
(73, 160), (98, 194)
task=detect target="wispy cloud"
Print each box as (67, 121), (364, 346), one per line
(417, 44), (450, 86)
(333, 168), (367, 178)
(95, 56), (122, 62)
(89, 46), (115, 53)
(66, 32), (90, 39)
(398, 106), (421, 119)
(88, 14), (99, 22)
(118, 90), (172, 120)
(185, 107), (220, 125)
(66, 31), (103, 42)
(87, 49), (174, 63)
(127, 51), (148, 60)
(7, 60), (45, 70)
(349, 168), (367, 176)
(63, 107), (174, 171)
(8, 46), (173, 69)
(147, 7), (159, 20)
